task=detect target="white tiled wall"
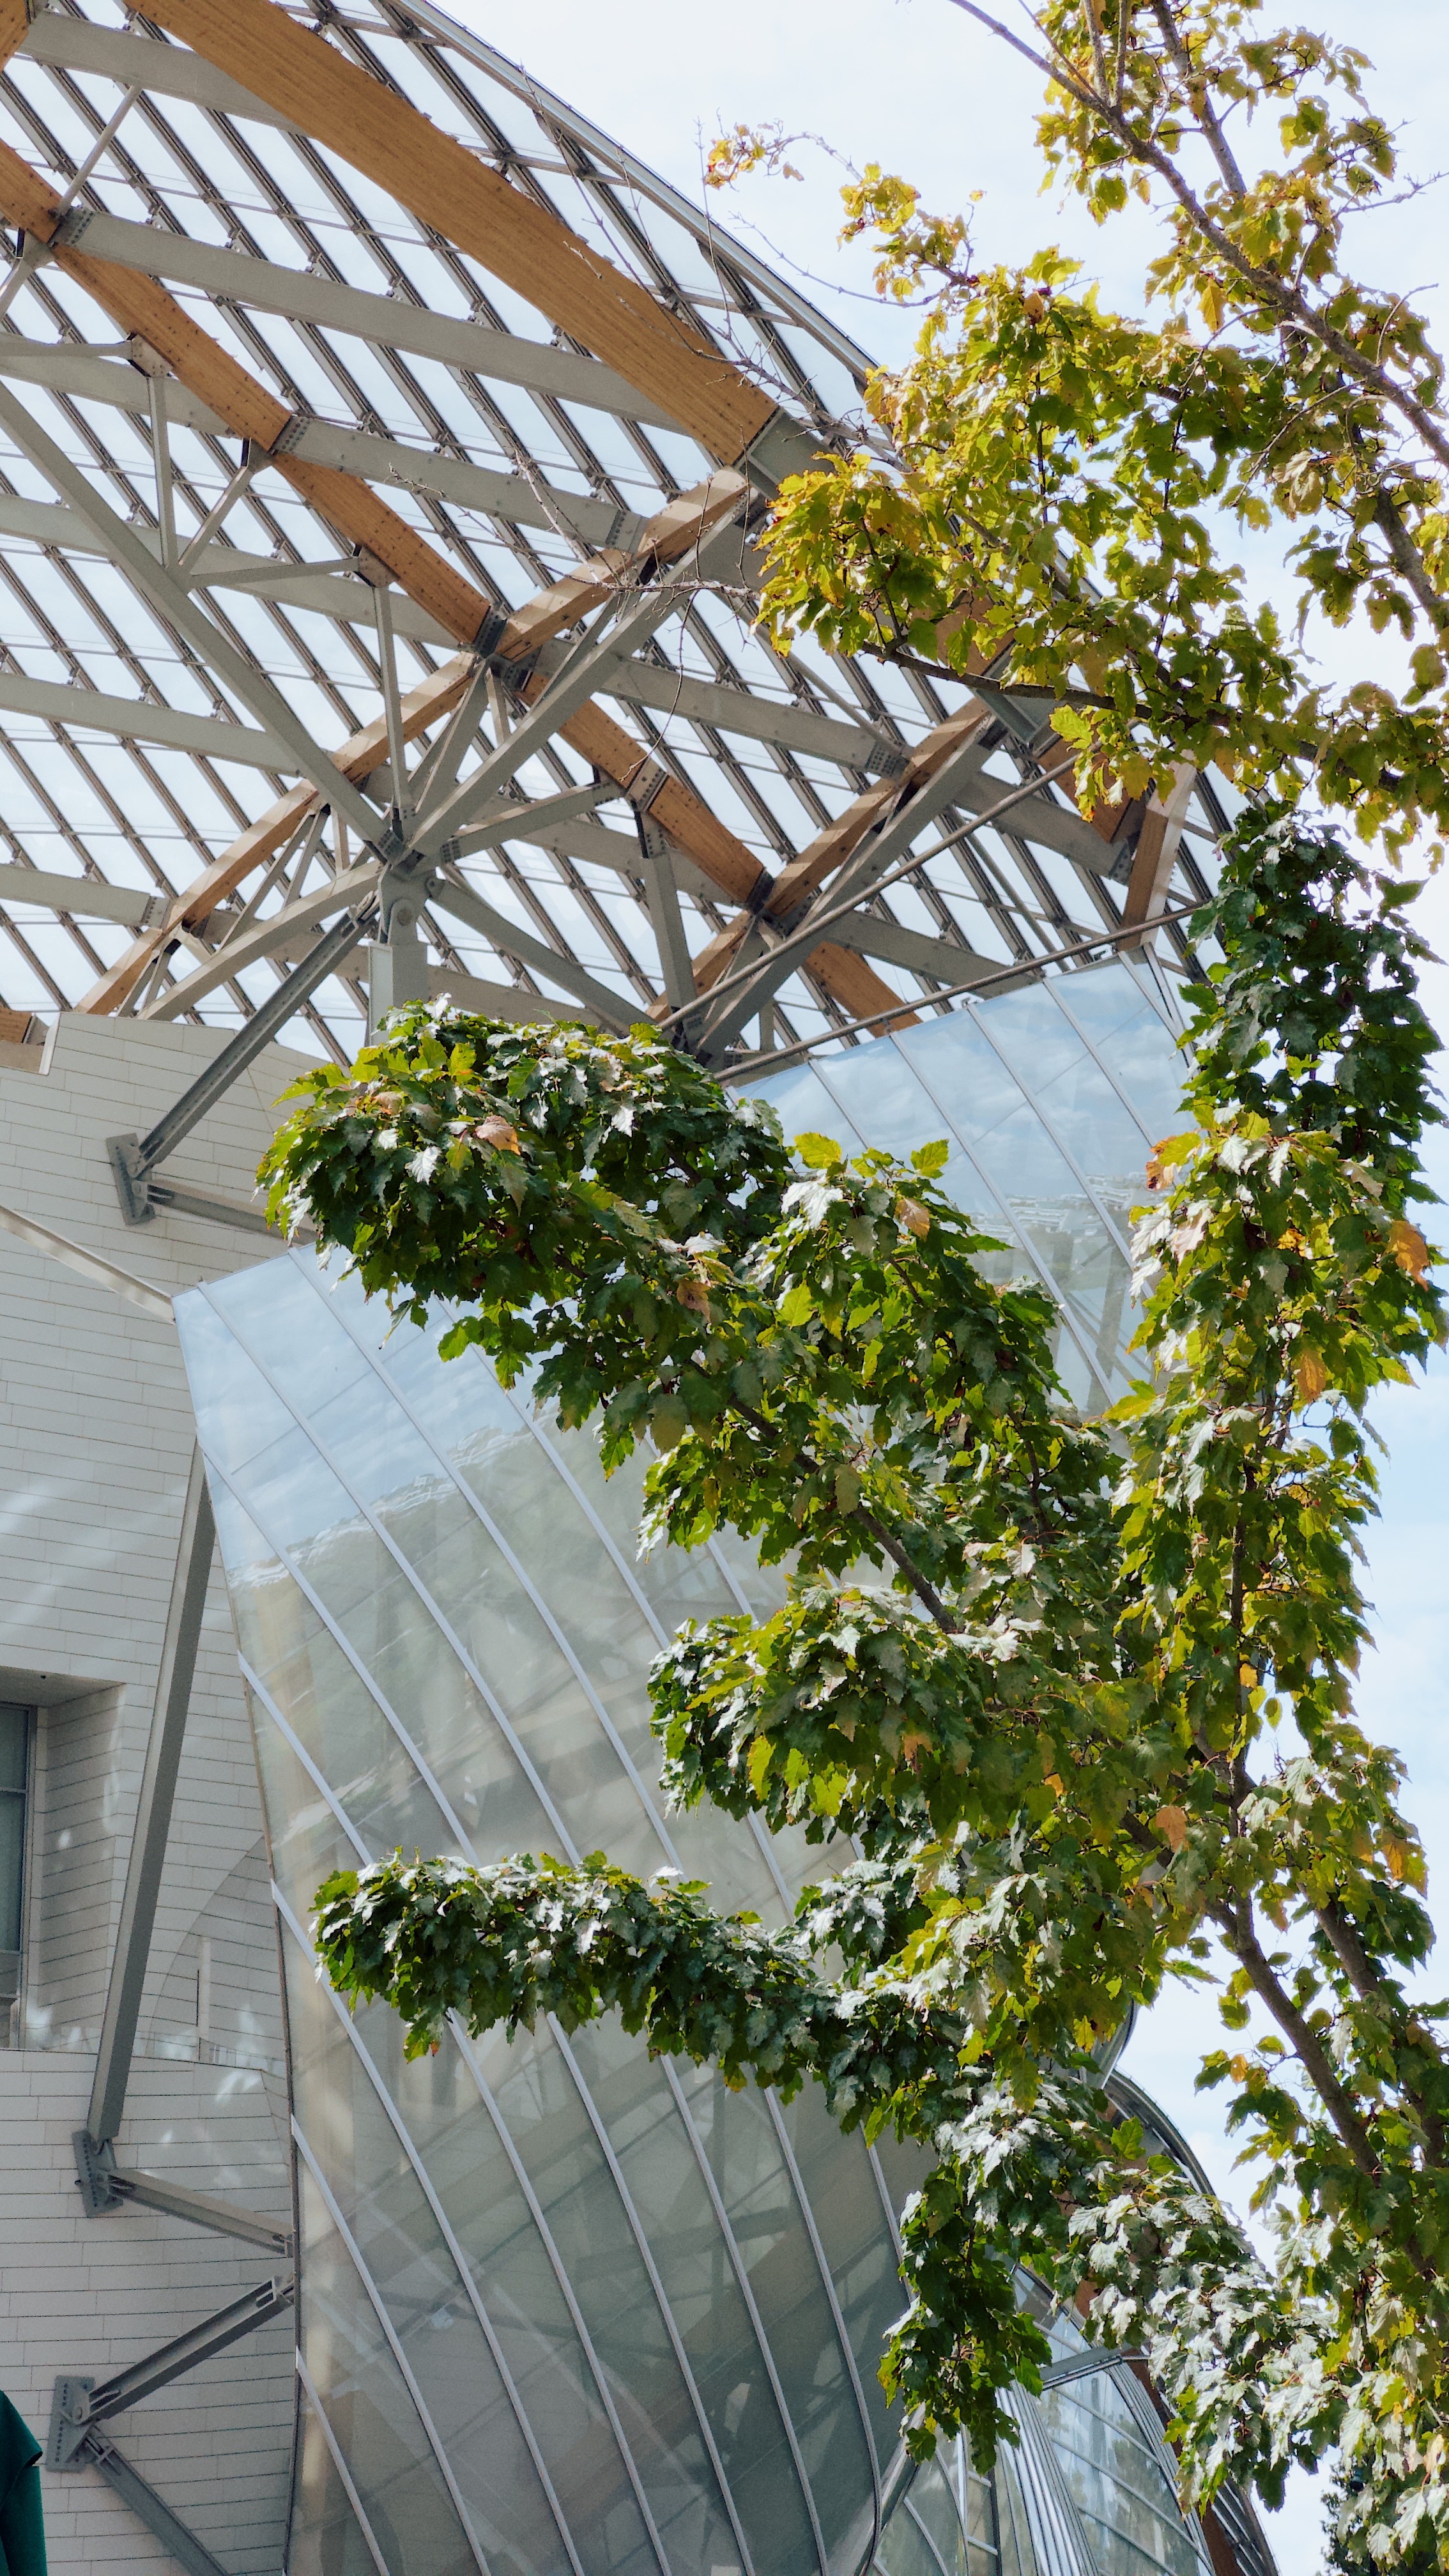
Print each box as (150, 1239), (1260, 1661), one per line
(0, 1013), (324, 2575)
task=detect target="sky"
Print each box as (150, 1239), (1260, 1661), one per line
(434, 3), (1449, 2563)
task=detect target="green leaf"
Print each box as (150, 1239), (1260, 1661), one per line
(794, 1131), (844, 1169)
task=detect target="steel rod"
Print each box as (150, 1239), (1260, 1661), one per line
(86, 1445), (215, 2147)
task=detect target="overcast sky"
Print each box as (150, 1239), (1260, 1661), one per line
(440, 6), (1449, 2561)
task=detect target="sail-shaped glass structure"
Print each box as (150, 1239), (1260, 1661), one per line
(174, 988), (1273, 2576)
(0, 0), (1222, 1076)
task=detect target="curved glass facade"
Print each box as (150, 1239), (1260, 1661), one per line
(175, 983), (1268, 2576)
(754, 959), (1187, 1411)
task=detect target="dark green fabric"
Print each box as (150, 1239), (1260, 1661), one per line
(0, 2394), (45, 2576)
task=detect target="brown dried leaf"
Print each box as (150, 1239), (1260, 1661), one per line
(1294, 1349), (1328, 1404)
(1154, 1804), (1188, 1853)
(1388, 1218), (1430, 1281)
(478, 1116), (521, 1154)
(896, 1196), (930, 1238)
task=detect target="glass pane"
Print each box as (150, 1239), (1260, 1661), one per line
(0, 1705), (27, 1794)
(1038, 2368), (1208, 2576)
(0, 1794), (24, 1953)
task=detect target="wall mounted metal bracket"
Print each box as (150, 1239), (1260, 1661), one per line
(73, 2131), (293, 2255)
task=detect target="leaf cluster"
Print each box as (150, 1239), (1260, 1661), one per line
(742, 0), (1449, 855)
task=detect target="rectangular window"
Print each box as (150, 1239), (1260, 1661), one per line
(0, 1703), (30, 2037)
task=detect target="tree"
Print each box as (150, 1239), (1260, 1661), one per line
(263, 798), (1446, 2567)
(713, 0), (1449, 858)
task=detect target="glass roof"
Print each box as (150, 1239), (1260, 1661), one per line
(0, 0), (1220, 1071)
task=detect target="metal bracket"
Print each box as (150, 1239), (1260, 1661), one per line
(73, 2127), (121, 2218)
(107, 1130), (152, 1226)
(268, 409), (312, 458)
(105, 901), (376, 1225)
(47, 2375), (96, 2471)
(73, 2131), (293, 2255)
(52, 205), (98, 251)
(49, 2273), (295, 2467)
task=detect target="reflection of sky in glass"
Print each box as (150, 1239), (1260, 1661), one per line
(748, 959), (1188, 1409)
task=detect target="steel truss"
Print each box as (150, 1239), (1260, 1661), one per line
(0, 0), (1217, 1223)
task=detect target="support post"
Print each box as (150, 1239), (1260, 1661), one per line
(107, 901), (373, 1223)
(85, 1445), (215, 2152)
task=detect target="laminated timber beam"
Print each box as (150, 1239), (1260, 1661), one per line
(138, 0), (784, 470)
(0, 151), (908, 1032)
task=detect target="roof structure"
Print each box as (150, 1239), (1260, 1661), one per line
(0, 0), (1222, 1099)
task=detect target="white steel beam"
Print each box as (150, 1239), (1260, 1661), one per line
(86, 1445), (215, 2150)
(0, 861), (162, 926)
(0, 672), (294, 770)
(0, 379), (386, 844)
(39, 201), (682, 433)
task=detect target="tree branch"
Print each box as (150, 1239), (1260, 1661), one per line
(944, 0), (1449, 479)
(1146, 0), (1248, 201)
(1213, 1898), (1384, 2188)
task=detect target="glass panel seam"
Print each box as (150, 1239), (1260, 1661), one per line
(487, 1372), (799, 1918)
(275, 1889), (591, 2576)
(865, 2147), (905, 2258)
(546, 2017), (762, 2576)
(1045, 982), (1170, 1151)
(817, 1052), (1107, 1395)
(295, 2344), (393, 2576)
(287, 1252), (683, 1867)
(201, 1442), (489, 1863)
(954, 1011), (1133, 1265)
(654, 2057), (832, 2576)
(1002, 2391), (1100, 2576)
(291, 2116), (493, 2576)
(199, 1291), (590, 1861)
(900, 2491), (958, 2576)
(760, 2087), (885, 2543)
(242, 1654), (373, 1869)
(444, 2017), (677, 2576)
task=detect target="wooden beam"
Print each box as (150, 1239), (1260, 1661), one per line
(763, 701), (993, 924)
(546, 694), (914, 1030)
(1122, 763), (1195, 931)
(0, 125), (894, 1031)
(137, 0), (777, 466)
(0, 1), (27, 70)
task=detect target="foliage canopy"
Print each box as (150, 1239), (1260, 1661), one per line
(714, 0), (1449, 859)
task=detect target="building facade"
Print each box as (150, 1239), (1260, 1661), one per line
(0, 4), (1272, 2572)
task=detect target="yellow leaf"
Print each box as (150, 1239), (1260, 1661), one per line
(1154, 1804), (1188, 1853)
(479, 1115), (521, 1154)
(1388, 1219), (1430, 1281)
(1294, 1349), (1329, 1404)
(1145, 1131), (1198, 1189)
(1022, 289), (1048, 322)
(896, 1195), (930, 1237)
(747, 1735), (774, 1795)
(1045, 1772), (1064, 1798)
(1383, 1837), (1410, 1883)
(1200, 280), (1226, 333)
(1238, 1663), (1257, 1689)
